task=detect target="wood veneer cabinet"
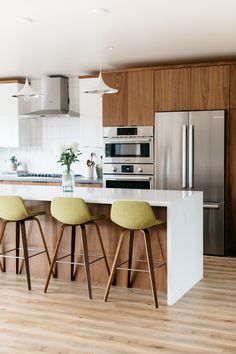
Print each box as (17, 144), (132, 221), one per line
(127, 70), (154, 125)
(154, 65), (229, 112)
(102, 70), (154, 126)
(154, 68), (190, 111)
(102, 72), (128, 126)
(190, 65), (229, 110)
(229, 65), (236, 108)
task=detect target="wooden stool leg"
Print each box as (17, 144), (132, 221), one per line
(0, 221), (8, 272)
(142, 229), (158, 308)
(156, 229), (167, 273)
(44, 225), (66, 293)
(93, 222), (110, 276)
(15, 222), (20, 274)
(71, 225), (76, 281)
(20, 221), (31, 291)
(127, 230), (134, 288)
(80, 224), (92, 299)
(32, 217), (52, 267)
(104, 230), (126, 302)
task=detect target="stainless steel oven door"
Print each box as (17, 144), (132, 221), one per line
(103, 175), (154, 189)
(103, 137), (153, 164)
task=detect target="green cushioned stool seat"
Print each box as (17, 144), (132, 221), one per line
(104, 200), (166, 308)
(111, 200), (165, 230)
(0, 195), (51, 290)
(44, 197), (109, 299)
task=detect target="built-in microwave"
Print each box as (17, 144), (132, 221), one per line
(103, 126), (153, 164)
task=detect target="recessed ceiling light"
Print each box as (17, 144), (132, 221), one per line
(92, 7), (110, 14)
(104, 46), (114, 51)
(18, 17), (35, 24)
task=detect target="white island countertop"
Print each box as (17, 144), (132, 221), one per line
(0, 184), (202, 207)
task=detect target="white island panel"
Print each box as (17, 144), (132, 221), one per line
(167, 192), (203, 305)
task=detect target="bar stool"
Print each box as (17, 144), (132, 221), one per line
(0, 195), (52, 290)
(104, 200), (166, 308)
(44, 197), (110, 299)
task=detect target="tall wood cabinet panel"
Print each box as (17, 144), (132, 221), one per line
(127, 70), (154, 125)
(229, 65), (236, 108)
(154, 68), (190, 111)
(225, 109), (236, 254)
(102, 72), (128, 126)
(190, 65), (229, 110)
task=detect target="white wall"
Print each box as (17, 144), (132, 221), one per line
(0, 77), (103, 177)
(78, 77), (103, 176)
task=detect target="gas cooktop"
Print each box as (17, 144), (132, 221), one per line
(17, 173), (82, 178)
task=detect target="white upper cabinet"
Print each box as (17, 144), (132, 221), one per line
(0, 82), (30, 147)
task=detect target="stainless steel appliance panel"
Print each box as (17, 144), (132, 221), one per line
(103, 175), (154, 189)
(103, 163), (154, 175)
(189, 110), (225, 202)
(203, 202), (224, 255)
(155, 112), (188, 189)
(154, 110), (225, 256)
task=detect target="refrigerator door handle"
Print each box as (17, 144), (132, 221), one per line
(188, 125), (194, 188)
(203, 202), (221, 209)
(182, 125), (187, 188)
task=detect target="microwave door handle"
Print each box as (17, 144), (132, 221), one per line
(182, 125), (187, 188)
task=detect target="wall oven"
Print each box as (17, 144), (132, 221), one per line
(103, 164), (154, 190)
(103, 174), (154, 189)
(103, 126), (154, 190)
(103, 126), (153, 164)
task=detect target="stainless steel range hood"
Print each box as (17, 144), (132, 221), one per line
(21, 76), (79, 117)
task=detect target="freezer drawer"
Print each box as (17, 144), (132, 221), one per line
(203, 202), (224, 255)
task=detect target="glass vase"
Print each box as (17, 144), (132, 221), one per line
(62, 169), (75, 192)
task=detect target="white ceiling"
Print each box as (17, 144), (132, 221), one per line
(0, 0), (236, 78)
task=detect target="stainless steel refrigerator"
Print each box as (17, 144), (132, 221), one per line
(155, 110), (225, 255)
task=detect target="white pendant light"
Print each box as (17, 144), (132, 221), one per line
(83, 72), (118, 95)
(12, 18), (40, 99)
(84, 9), (118, 96)
(12, 77), (40, 98)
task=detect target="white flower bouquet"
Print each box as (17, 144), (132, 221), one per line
(57, 142), (81, 172)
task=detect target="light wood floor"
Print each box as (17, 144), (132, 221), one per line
(0, 256), (235, 354)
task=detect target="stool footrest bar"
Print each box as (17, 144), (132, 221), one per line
(55, 253), (105, 266)
(0, 248), (46, 259)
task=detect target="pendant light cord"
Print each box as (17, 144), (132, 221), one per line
(23, 17), (34, 78)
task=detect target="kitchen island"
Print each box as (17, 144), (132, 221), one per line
(0, 184), (203, 305)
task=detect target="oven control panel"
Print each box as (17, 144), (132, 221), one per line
(121, 165), (133, 173)
(103, 164), (154, 175)
(103, 126), (153, 138)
